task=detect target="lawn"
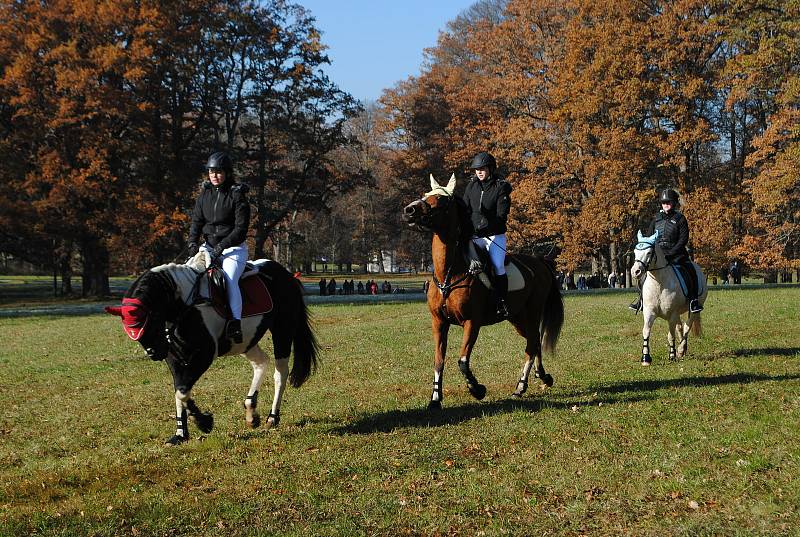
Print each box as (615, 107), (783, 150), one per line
(0, 288), (798, 536)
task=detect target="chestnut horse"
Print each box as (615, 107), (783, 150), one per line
(402, 174), (564, 409)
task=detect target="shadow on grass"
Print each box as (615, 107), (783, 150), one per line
(335, 392), (655, 435)
(589, 372), (800, 396)
(338, 371), (800, 435)
(733, 347), (800, 357)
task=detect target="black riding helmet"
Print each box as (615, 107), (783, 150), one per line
(206, 151), (233, 174)
(470, 151), (497, 172)
(659, 188), (679, 205)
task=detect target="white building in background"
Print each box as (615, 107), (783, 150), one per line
(367, 250), (395, 273)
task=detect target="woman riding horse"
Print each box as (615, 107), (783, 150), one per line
(630, 188), (703, 314)
(402, 174), (563, 409)
(462, 151), (513, 318)
(187, 151), (250, 343)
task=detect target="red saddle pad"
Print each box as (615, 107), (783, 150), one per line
(211, 274), (273, 319)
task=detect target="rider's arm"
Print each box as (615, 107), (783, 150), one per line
(187, 187), (207, 246)
(496, 181), (512, 221)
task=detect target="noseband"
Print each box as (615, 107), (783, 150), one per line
(633, 242), (668, 273)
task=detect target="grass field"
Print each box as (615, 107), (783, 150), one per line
(1, 288), (798, 536)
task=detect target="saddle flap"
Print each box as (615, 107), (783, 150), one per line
(208, 272), (274, 319)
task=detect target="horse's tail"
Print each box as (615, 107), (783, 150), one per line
(690, 311), (703, 338)
(541, 269), (565, 354)
(289, 280), (320, 388)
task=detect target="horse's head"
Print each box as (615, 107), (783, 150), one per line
(402, 173), (458, 233)
(631, 230), (660, 279)
(105, 270), (174, 360)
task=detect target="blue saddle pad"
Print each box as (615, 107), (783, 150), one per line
(671, 266), (688, 297)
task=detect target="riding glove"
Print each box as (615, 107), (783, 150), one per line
(187, 242), (199, 257)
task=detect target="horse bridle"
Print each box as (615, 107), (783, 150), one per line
(413, 194), (451, 229)
(633, 242), (668, 273)
(417, 194), (474, 299)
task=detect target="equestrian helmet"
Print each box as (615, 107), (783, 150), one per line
(659, 188), (679, 204)
(206, 151), (233, 173)
(470, 151), (497, 171)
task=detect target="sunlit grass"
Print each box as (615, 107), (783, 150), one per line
(1, 289), (798, 535)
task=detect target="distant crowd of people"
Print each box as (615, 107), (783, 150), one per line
(554, 270), (629, 291)
(318, 278), (410, 296)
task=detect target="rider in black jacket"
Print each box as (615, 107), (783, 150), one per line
(629, 188), (703, 313)
(462, 151), (513, 318)
(187, 152), (251, 342)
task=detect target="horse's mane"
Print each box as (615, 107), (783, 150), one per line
(128, 252), (209, 306)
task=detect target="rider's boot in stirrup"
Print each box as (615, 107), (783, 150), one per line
(495, 274), (509, 319)
(227, 319), (243, 343)
(689, 298), (703, 313)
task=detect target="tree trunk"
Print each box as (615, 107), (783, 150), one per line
(80, 238), (110, 297)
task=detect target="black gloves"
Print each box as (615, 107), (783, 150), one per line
(212, 244), (225, 257)
(187, 243), (199, 257)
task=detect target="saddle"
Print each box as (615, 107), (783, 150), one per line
(464, 241), (527, 293)
(205, 262), (274, 320)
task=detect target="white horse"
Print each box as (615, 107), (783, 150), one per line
(630, 230), (708, 366)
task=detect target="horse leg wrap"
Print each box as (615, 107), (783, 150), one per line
(245, 391), (260, 428)
(641, 337), (652, 366)
(458, 360), (487, 400)
(166, 410), (189, 445)
(266, 412), (280, 428)
(186, 398), (214, 434)
(668, 344), (677, 361)
(428, 380), (443, 410)
(513, 378), (528, 397)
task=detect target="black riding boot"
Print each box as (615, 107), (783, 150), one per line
(685, 263), (703, 313)
(495, 274), (509, 319)
(227, 319), (243, 343)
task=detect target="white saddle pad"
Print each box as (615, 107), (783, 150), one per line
(477, 259), (527, 292)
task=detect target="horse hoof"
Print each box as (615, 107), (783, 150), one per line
(470, 384), (487, 400)
(512, 391), (524, 398)
(428, 400), (442, 411)
(192, 412), (214, 434)
(641, 354), (652, 366)
(165, 434), (188, 446)
(541, 374), (554, 387)
(247, 414), (261, 429)
(265, 413), (280, 429)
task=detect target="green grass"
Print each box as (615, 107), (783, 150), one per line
(0, 289), (798, 536)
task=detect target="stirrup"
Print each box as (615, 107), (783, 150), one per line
(496, 300), (509, 319)
(689, 299), (703, 313)
(227, 320), (243, 343)
(629, 299), (641, 313)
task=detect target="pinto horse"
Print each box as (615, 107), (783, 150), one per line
(630, 230), (707, 365)
(402, 174), (564, 410)
(105, 252), (319, 444)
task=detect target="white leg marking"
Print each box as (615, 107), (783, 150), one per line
(270, 357), (289, 419)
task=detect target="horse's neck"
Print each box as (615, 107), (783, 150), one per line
(431, 230), (467, 282)
(647, 246), (673, 284)
(151, 263), (202, 304)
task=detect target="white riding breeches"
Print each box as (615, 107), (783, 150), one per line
(472, 234), (506, 276)
(201, 243), (248, 319)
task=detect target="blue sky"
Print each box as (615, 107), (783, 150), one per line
(298, 0), (475, 103)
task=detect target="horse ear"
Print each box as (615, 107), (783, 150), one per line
(104, 306), (123, 317)
(429, 173), (440, 191)
(445, 173), (456, 194)
(637, 230), (644, 242)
